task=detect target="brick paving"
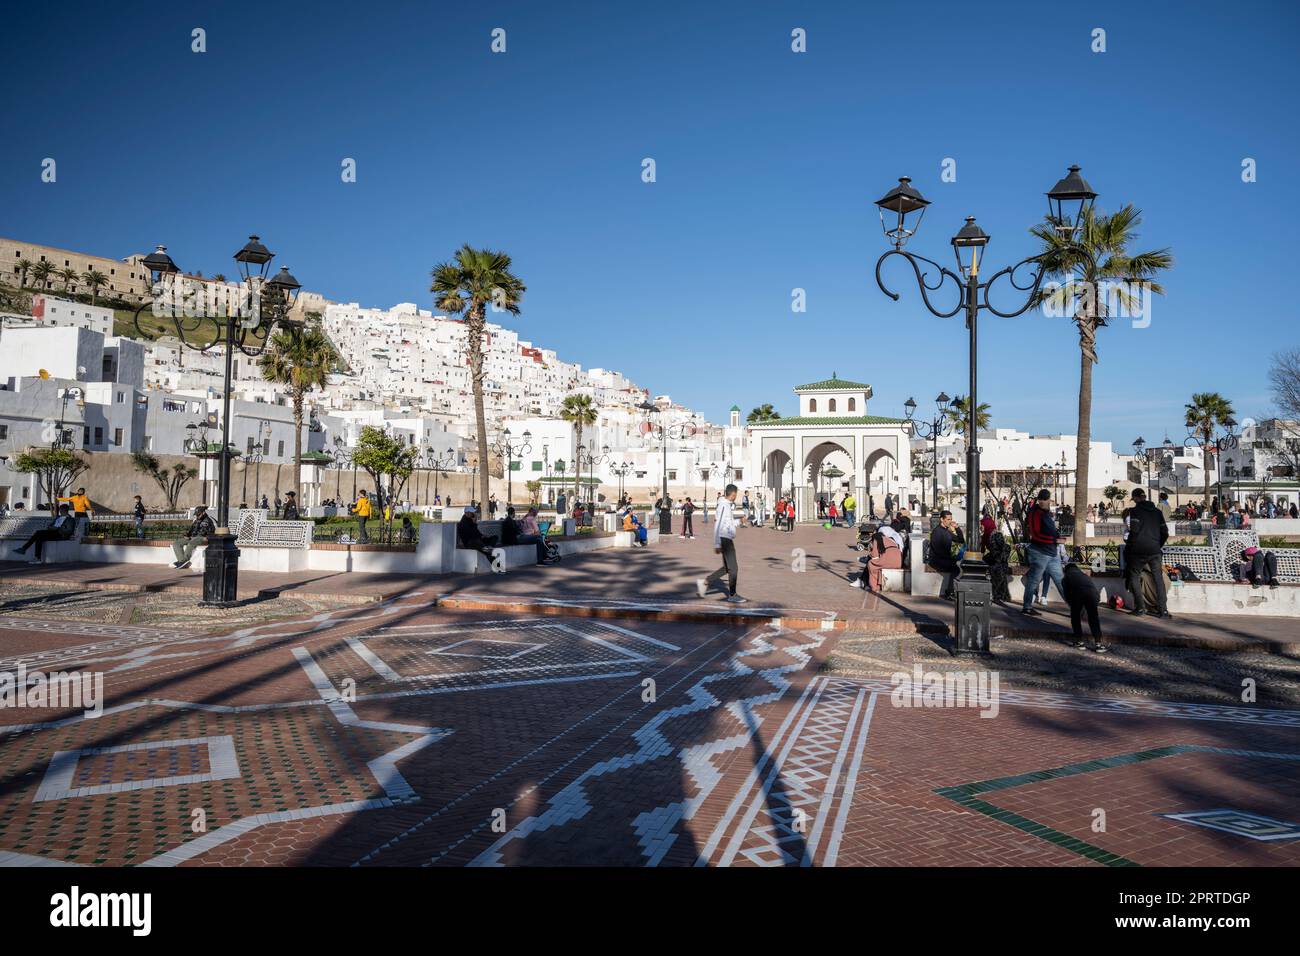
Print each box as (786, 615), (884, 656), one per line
(0, 525), (1297, 867)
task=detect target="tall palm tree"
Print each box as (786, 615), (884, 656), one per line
(1184, 392), (1235, 511)
(747, 403), (781, 424)
(212, 273), (227, 283)
(430, 245), (526, 508)
(81, 268), (107, 306)
(16, 258), (33, 288)
(259, 325), (341, 504)
(944, 396), (991, 436)
(560, 394), (598, 503)
(1031, 205), (1172, 535)
(58, 267), (78, 294)
(30, 261), (53, 291)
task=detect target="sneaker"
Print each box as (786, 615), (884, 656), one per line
(724, 595), (748, 604)
(1269, 579), (1280, 589)
(679, 535), (686, 539)
(1020, 607), (1040, 617)
(1156, 610), (1173, 619)
(1072, 639), (1086, 648)
(1092, 643), (1109, 654)
(27, 558), (41, 565)
(1132, 609), (1147, 617)
(696, 578), (708, 598)
(848, 577), (864, 589)
(178, 560), (192, 570)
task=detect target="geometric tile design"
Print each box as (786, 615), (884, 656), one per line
(1160, 809), (1300, 842)
(936, 744), (1300, 866)
(34, 736), (240, 802)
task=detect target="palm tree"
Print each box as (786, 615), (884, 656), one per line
(560, 393), (598, 503)
(81, 268), (107, 306)
(1184, 392), (1235, 511)
(430, 245), (527, 508)
(259, 325), (341, 503)
(1031, 205), (1172, 535)
(747, 403), (781, 424)
(944, 395), (991, 436)
(212, 273), (227, 283)
(16, 258), (33, 288)
(30, 261), (53, 291)
(58, 267), (78, 294)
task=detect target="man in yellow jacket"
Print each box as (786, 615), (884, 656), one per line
(57, 486), (93, 537)
(351, 490), (373, 543)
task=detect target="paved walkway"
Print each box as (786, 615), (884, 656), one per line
(2, 588), (1296, 867)
(2, 523), (1296, 652)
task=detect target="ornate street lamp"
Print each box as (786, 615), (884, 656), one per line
(904, 393), (957, 517)
(491, 428), (532, 506)
(135, 237), (302, 606)
(638, 400), (696, 533)
(873, 165), (1101, 653)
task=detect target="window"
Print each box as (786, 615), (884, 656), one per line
(828, 399), (837, 412)
(277, 440), (285, 457)
(0, 425), (7, 440)
(247, 437), (255, 455)
(667, 470), (677, 480)
(116, 391), (124, 403)
(143, 436), (153, 451)
(809, 398), (817, 412)
(113, 428), (123, 447)
(848, 397), (856, 412)
(83, 427), (90, 445)
(263, 438), (270, 455)
(94, 427), (103, 446)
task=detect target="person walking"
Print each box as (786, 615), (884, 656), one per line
(171, 506), (215, 569)
(1021, 490), (1065, 616)
(884, 492), (895, 518)
(351, 490), (373, 543)
(260, 494), (269, 511)
(132, 495), (147, 540)
(843, 492), (857, 528)
(700, 483), (745, 603)
(1122, 487), (1171, 618)
(680, 497), (696, 539)
(12, 504), (77, 563)
(57, 486), (93, 538)
(1063, 562), (1106, 652)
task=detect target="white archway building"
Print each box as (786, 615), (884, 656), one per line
(746, 374), (911, 521)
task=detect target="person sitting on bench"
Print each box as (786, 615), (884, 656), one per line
(457, 506), (498, 558)
(505, 506), (552, 566)
(172, 506), (216, 569)
(622, 508), (648, 547)
(12, 504), (77, 564)
(1238, 545), (1281, 589)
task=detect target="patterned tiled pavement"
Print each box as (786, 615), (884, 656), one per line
(1, 571), (1297, 868)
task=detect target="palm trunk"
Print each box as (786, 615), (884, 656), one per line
(292, 388), (303, 505)
(573, 423), (583, 504)
(469, 308), (491, 510)
(1202, 439), (1213, 513)
(1072, 328), (1094, 542)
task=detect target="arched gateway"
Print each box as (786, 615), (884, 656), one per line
(746, 374), (911, 522)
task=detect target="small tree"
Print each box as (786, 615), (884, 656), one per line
(131, 450), (198, 511)
(350, 426), (419, 538)
(525, 479), (542, 504)
(15, 447), (89, 508)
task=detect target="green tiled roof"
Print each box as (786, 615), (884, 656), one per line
(748, 415), (904, 427)
(794, 374), (871, 391)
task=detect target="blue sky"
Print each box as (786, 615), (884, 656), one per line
(3, 0), (1296, 447)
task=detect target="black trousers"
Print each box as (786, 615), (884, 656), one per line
(1246, 551), (1278, 583)
(682, 514), (694, 537)
(1068, 595), (1102, 641)
(18, 530), (65, 559)
(1124, 551), (1167, 613)
(707, 537), (739, 595)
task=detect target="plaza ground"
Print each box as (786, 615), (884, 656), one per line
(0, 523), (1297, 867)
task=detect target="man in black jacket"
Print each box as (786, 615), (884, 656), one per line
(928, 510), (961, 600)
(12, 505), (77, 563)
(457, 507), (498, 557)
(172, 506), (216, 569)
(1122, 488), (1171, 618)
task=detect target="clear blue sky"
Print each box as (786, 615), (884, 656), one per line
(3, 0), (1296, 447)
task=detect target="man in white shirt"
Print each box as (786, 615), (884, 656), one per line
(699, 484), (746, 603)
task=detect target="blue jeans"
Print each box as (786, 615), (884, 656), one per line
(1022, 546), (1064, 610)
(845, 509), (856, 527)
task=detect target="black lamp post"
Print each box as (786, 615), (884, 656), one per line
(576, 444), (609, 507)
(135, 238), (302, 606)
(903, 393), (956, 518)
(426, 446), (455, 503)
(874, 165), (1099, 653)
(638, 400), (695, 532)
(492, 428), (532, 506)
(1186, 417), (1238, 511)
(611, 461), (632, 505)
